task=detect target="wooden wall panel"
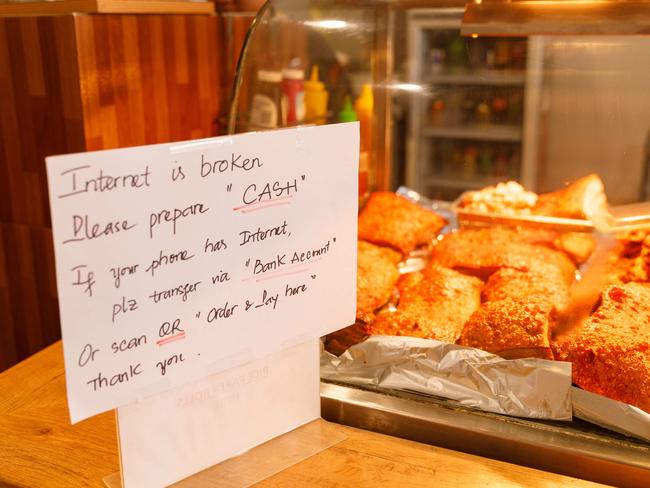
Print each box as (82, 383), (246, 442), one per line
(76, 14), (222, 150)
(0, 16), (85, 229)
(0, 16), (85, 372)
(0, 14), (223, 372)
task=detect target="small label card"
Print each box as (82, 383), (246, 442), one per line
(46, 123), (359, 423)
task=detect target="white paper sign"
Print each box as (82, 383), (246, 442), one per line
(46, 123), (359, 423)
(116, 339), (320, 488)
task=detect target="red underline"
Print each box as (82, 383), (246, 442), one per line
(242, 201), (292, 214)
(256, 268), (310, 283)
(156, 332), (186, 346)
(233, 195), (294, 212)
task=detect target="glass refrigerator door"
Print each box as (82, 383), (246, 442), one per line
(404, 8), (541, 201)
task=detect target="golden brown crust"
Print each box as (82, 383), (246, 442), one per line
(368, 310), (437, 340)
(553, 232), (596, 266)
(483, 266), (569, 314)
(395, 271), (424, 295)
(552, 283), (650, 413)
(367, 266), (483, 343)
(431, 227), (576, 283)
(358, 192), (446, 254)
(358, 239), (403, 264)
(458, 297), (555, 359)
(533, 173), (607, 220)
(356, 241), (400, 321)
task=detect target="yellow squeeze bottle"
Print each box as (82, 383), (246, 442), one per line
(355, 84), (374, 199)
(304, 65), (329, 125)
(354, 84), (373, 154)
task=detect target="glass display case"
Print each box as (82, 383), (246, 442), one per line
(228, 0), (395, 197)
(229, 1), (650, 485)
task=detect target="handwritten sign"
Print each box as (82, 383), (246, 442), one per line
(46, 123), (359, 423)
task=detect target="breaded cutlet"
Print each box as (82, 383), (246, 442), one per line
(356, 240), (400, 322)
(358, 192), (446, 255)
(552, 282), (650, 413)
(483, 266), (569, 315)
(431, 227), (576, 283)
(458, 297), (556, 360)
(367, 265), (483, 343)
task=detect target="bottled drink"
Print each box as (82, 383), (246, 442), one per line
(495, 40), (510, 69)
(478, 144), (494, 176)
(428, 48), (445, 75)
(431, 98), (446, 126)
(463, 146), (478, 178)
(281, 59), (305, 125)
(249, 69), (282, 129)
(475, 101), (491, 125)
(491, 96), (508, 124)
(494, 151), (508, 177)
(447, 37), (466, 73)
(508, 91), (524, 124)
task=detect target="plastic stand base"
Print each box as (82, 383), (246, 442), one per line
(103, 418), (347, 487)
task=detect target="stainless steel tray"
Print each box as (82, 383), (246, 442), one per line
(320, 381), (650, 487)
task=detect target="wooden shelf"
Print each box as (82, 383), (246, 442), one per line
(425, 69), (526, 86)
(0, 0), (215, 17)
(424, 124), (522, 142)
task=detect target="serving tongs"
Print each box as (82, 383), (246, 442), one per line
(556, 203), (650, 337)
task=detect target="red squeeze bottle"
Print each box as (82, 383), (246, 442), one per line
(281, 60), (305, 126)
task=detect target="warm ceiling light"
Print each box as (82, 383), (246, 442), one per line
(305, 20), (348, 30)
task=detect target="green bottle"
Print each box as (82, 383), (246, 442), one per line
(338, 96), (358, 122)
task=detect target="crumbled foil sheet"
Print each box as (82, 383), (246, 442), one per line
(572, 387), (650, 443)
(321, 336), (572, 420)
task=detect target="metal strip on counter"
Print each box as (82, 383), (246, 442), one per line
(320, 382), (650, 487)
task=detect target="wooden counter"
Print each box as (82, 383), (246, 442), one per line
(0, 342), (604, 487)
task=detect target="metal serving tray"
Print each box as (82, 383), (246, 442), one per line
(320, 381), (650, 487)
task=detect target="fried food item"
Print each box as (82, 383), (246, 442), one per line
(458, 298), (556, 359)
(431, 227), (576, 282)
(367, 266), (483, 343)
(324, 322), (369, 356)
(395, 271), (424, 294)
(483, 266), (569, 314)
(369, 310), (436, 340)
(458, 181), (538, 215)
(533, 173), (608, 220)
(615, 232), (650, 283)
(356, 241), (400, 321)
(358, 192), (446, 254)
(552, 283), (650, 413)
(553, 232), (596, 266)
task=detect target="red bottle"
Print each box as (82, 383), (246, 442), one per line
(281, 60), (305, 126)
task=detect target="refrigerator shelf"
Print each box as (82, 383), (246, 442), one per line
(426, 69), (526, 86)
(423, 124), (522, 142)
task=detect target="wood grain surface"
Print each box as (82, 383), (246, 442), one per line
(0, 341), (605, 488)
(0, 0), (215, 17)
(0, 14), (223, 372)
